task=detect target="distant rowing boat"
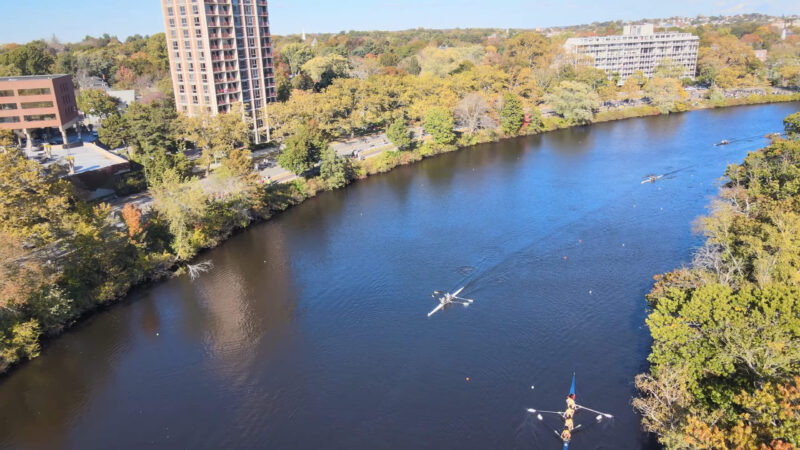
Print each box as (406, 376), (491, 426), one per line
(641, 174), (664, 184)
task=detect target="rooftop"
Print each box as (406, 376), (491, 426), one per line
(24, 142), (129, 175)
(0, 74), (70, 82)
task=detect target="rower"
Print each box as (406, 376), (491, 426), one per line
(563, 407), (575, 419)
(566, 393), (577, 411)
(564, 416), (575, 431)
(560, 427), (571, 442)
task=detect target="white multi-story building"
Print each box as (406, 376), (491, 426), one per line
(564, 24), (699, 83)
(161, 0), (277, 143)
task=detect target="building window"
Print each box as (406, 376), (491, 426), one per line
(17, 88), (51, 96)
(0, 103), (17, 110)
(169, 18), (175, 27)
(23, 114), (56, 121)
(179, 6), (186, 15)
(196, 29), (202, 38)
(0, 90), (13, 97)
(20, 101), (54, 109)
(0, 116), (21, 124)
(167, 6), (174, 16)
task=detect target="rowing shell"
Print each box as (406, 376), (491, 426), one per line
(562, 374), (576, 449)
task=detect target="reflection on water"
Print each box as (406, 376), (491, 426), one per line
(0, 103), (797, 450)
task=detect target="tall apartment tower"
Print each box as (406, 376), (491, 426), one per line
(161, 0), (277, 143)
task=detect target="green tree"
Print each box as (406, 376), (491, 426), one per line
(280, 42), (314, 77)
(386, 118), (414, 150)
(499, 93), (524, 136)
(0, 41), (54, 75)
(278, 125), (326, 175)
(785, 112), (800, 140)
(423, 107), (455, 146)
(76, 88), (119, 119)
(402, 56), (422, 76)
(545, 81), (599, 125)
(319, 147), (349, 189)
(98, 113), (128, 149)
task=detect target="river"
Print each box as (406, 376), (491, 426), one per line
(0, 102), (797, 450)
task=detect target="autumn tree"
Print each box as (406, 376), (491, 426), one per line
(454, 92), (493, 135)
(644, 77), (689, 114)
(302, 54), (350, 89)
(120, 203), (145, 242)
(0, 129), (16, 150)
(150, 169), (208, 260)
(502, 32), (551, 69)
(0, 149), (73, 245)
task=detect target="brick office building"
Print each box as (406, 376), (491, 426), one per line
(0, 74), (80, 148)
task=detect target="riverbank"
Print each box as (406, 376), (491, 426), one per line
(633, 112), (800, 447)
(1, 95), (798, 377)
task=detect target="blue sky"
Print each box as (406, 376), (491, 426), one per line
(0, 0), (798, 44)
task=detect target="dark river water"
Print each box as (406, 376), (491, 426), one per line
(1, 103), (798, 450)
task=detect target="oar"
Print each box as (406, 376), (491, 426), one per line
(527, 408), (564, 416)
(576, 404), (613, 419)
(453, 296), (473, 303)
(427, 303), (444, 317)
